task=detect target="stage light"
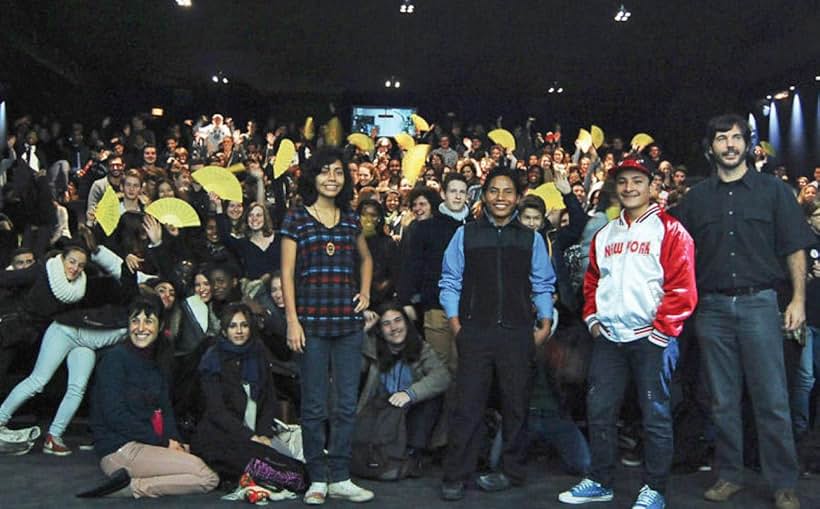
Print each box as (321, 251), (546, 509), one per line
(548, 87), (555, 93)
(773, 90), (789, 100)
(222, 77), (229, 84)
(211, 75), (219, 83)
(766, 95), (772, 100)
(151, 107), (164, 117)
(789, 90), (806, 172)
(789, 85), (796, 91)
(175, 0), (192, 7)
(385, 80), (392, 88)
(815, 75), (820, 81)
(394, 81), (401, 88)
(557, 87), (564, 93)
(399, 0), (414, 14)
(615, 4), (631, 22)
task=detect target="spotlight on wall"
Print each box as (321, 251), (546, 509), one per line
(614, 4), (631, 22)
(399, 0), (415, 14)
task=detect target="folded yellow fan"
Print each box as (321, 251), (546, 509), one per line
(759, 140), (776, 157)
(591, 125), (605, 149)
(145, 198), (201, 228)
(630, 132), (654, 149)
(96, 185), (121, 236)
(347, 133), (374, 154)
(410, 114), (430, 133)
(577, 129), (593, 153)
(488, 129), (516, 151)
(394, 132), (415, 151)
(274, 139), (296, 179)
(402, 144), (430, 186)
(527, 183), (565, 211)
(303, 116), (315, 141)
(325, 117), (343, 146)
(192, 165), (243, 202)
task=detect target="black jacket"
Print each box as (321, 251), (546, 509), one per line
(190, 341), (280, 461)
(398, 211), (469, 310)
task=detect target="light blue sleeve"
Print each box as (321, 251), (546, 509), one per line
(438, 226), (465, 319)
(530, 233), (556, 321)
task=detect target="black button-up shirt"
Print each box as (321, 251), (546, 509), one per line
(672, 168), (814, 292)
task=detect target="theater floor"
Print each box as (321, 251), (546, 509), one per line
(1, 419), (818, 509)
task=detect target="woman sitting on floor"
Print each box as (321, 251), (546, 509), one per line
(191, 302), (301, 482)
(87, 295), (219, 498)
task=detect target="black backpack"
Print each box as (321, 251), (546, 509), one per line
(350, 396), (411, 481)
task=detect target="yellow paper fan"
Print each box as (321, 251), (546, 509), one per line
(226, 163), (245, 174)
(402, 144), (430, 186)
(488, 128), (516, 151)
(347, 133), (375, 154)
(527, 183), (566, 212)
(303, 116), (315, 141)
(325, 117), (343, 147)
(577, 129), (593, 153)
(145, 198), (201, 228)
(630, 132), (654, 149)
(394, 132), (415, 151)
(274, 139), (296, 179)
(591, 125), (605, 149)
(192, 165), (243, 202)
(96, 185), (121, 236)
(759, 141), (776, 157)
(410, 114), (430, 133)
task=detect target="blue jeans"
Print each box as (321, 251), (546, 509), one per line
(527, 408), (591, 475)
(696, 289), (798, 490)
(586, 337), (678, 494)
(790, 327), (814, 437)
(0, 323), (125, 437)
(299, 330), (363, 483)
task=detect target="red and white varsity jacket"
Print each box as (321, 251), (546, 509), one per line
(583, 204), (698, 347)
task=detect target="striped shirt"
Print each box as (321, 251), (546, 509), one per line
(280, 205), (362, 337)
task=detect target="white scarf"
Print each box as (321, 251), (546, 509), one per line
(46, 255), (87, 304)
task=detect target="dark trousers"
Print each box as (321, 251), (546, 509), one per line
(587, 337), (678, 494)
(443, 323), (533, 483)
(406, 395), (443, 451)
(695, 289), (798, 490)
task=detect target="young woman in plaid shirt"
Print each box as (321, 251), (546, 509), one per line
(280, 148), (374, 505)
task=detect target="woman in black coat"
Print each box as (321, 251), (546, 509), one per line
(191, 302), (296, 480)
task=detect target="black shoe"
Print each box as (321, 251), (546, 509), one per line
(76, 469), (131, 498)
(476, 472), (511, 492)
(441, 481), (465, 501)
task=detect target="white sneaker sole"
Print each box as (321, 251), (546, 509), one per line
(328, 493), (374, 503)
(558, 492), (614, 504)
(0, 425), (41, 443)
(42, 444), (72, 456)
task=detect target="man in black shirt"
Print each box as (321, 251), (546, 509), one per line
(674, 114), (813, 509)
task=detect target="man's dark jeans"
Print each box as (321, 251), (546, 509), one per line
(695, 289), (798, 490)
(587, 336), (678, 494)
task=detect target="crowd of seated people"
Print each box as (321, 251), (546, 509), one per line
(0, 109), (817, 509)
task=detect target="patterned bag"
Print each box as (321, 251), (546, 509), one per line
(243, 454), (307, 493)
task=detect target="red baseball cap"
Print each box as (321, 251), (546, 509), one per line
(608, 157), (650, 178)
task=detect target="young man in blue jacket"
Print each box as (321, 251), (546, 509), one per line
(438, 168), (555, 501)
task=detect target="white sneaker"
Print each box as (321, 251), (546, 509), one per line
(0, 425), (41, 443)
(304, 482), (328, 505)
(328, 479), (374, 502)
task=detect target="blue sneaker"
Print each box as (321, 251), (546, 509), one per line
(558, 478), (614, 504)
(632, 485), (665, 509)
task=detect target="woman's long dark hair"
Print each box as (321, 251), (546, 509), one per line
(298, 148), (354, 211)
(373, 302), (423, 372)
(218, 301), (259, 342)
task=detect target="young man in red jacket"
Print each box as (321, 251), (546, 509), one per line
(559, 158), (697, 509)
